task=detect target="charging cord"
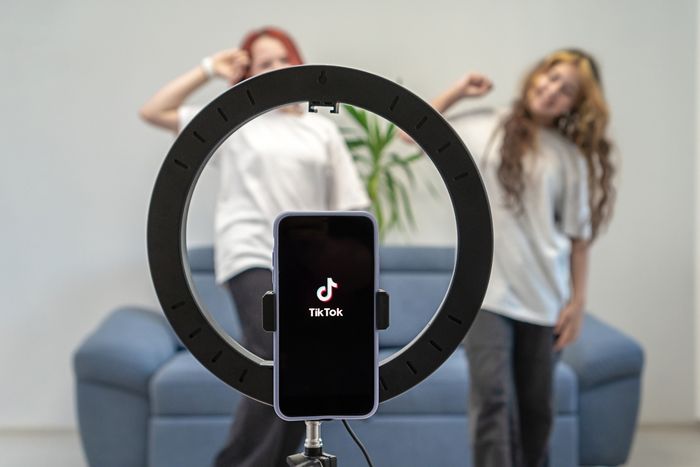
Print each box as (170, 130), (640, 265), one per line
(342, 420), (375, 467)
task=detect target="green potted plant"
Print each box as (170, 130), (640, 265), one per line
(342, 104), (425, 239)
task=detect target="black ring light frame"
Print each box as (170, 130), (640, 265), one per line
(148, 65), (493, 406)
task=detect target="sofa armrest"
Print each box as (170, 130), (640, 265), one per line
(562, 313), (644, 390)
(74, 306), (179, 395)
(562, 313), (644, 466)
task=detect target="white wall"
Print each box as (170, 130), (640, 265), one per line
(1, 0), (696, 428)
(696, 0), (700, 420)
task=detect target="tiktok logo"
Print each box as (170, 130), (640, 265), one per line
(316, 277), (338, 302)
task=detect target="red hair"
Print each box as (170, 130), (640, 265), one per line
(239, 27), (304, 79)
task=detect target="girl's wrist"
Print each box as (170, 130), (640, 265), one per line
(200, 56), (216, 80)
(569, 298), (585, 312)
(437, 85), (462, 112)
(449, 80), (466, 101)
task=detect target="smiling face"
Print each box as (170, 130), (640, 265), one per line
(248, 35), (291, 77)
(526, 62), (581, 126)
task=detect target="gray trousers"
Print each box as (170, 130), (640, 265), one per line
(465, 310), (556, 467)
(213, 268), (305, 467)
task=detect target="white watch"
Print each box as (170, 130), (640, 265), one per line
(200, 56), (215, 79)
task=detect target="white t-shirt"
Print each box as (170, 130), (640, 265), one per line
(450, 108), (592, 326)
(179, 105), (370, 284)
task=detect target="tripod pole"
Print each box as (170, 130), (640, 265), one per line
(286, 421), (338, 466)
(305, 421), (323, 455)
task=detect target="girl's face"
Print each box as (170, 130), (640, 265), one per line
(248, 36), (291, 77)
(526, 62), (580, 125)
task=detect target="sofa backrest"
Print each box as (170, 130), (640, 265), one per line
(186, 246), (454, 350)
(376, 246), (454, 348)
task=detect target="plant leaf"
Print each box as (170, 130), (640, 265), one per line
(343, 104), (369, 131)
(397, 182), (416, 228)
(351, 153), (372, 168)
(385, 123), (397, 144)
(369, 115), (383, 162)
(402, 151), (424, 164)
(346, 138), (369, 150)
(375, 122), (396, 155)
(425, 178), (440, 198)
(383, 170), (400, 230)
(373, 194), (385, 239)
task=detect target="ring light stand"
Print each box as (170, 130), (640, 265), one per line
(147, 65), (493, 465)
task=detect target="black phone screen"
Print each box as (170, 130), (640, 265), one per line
(275, 213), (376, 418)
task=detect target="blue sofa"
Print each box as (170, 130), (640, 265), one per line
(74, 246), (644, 467)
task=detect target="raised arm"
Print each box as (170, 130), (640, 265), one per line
(431, 73), (494, 114)
(399, 73), (494, 144)
(139, 48), (251, 133)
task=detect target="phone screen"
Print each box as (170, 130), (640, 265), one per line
(274, 213), (377, 419)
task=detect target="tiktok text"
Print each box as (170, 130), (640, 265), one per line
(308, 307), (343, 317)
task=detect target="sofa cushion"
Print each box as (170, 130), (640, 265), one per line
(377, 246), (454, 348)
(151, 348), (577, 416)
(151, 352), (240, 416)
(378, 348), (469, 415)
(74, 307), (179, 394)
(379, 348), (577, 415)
(378, 271), (452, 348)
(189, 273), (241, 342)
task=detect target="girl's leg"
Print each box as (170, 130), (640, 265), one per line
(513, 320), (556, 467)
(213, 268), (305, 467)
(465, 310), (521, 467)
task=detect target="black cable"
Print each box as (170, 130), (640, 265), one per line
(341, 419), (375, 467)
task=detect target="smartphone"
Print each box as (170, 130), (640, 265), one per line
(273, 211), (378, 420)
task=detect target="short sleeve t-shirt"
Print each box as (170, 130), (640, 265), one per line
(179, 105), (370, 284)
(450, 108), (591, 325)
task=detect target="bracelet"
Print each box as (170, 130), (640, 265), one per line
(200, 56), (215, 79)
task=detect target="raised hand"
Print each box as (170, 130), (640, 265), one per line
(432, 72), (494, 114)
(457, 73), (493, 98)
(211, 48), (251, 83)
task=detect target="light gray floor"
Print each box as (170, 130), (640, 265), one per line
(0, 429), (87, 467)
(625, 425), (700, 467)
(0, 425), (698, 467)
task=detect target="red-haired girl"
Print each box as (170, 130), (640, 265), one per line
(140, 27), (369, 467)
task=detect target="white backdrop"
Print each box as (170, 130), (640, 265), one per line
(0, 0), (696, 428)
(697, 0), (700, 420)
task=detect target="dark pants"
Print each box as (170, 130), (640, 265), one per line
(213, 268), (305, 467)
(464, 310), (556, 467)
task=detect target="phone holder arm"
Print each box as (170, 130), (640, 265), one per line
(375, 289), (389, 330)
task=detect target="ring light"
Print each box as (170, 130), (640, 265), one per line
(147, 65), (493, 404)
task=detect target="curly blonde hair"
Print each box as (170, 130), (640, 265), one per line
(499, 49), (615, 239)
